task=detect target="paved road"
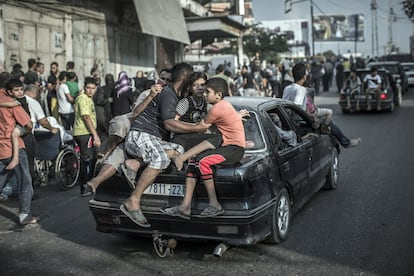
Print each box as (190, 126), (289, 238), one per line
(1, 89), (414, 275)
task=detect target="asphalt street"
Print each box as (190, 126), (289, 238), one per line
(1, 88), (414, 276)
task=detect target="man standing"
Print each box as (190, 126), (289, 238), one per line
(0, 74), (37, 225)
(24, 58), (38, 86)
(47, 62), (60, 119)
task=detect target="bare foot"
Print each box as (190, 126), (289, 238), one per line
(124, 197), (139, 211)
(6, 159), (19, 170)
(174, 155), (185, 171)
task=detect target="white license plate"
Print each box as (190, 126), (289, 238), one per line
(144, 183), (185, 197)
(355, 95), (372, 100)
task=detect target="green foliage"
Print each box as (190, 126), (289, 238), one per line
(218, 23), (289, 64)
(243, 23), (289, 63)
(322, 50), (336, 60)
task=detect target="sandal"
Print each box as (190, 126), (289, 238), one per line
(199, 205), (225, 217)
(120, 204), (151, 228)
(120, 164), (136, 189)
(161, 206), (191, 220)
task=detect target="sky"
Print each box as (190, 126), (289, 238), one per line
(251, 0), (413, 57)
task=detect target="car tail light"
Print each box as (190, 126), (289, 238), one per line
(380, 93), (387, 100)
(339, 93), (347, 100)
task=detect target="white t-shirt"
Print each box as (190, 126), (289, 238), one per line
(57, 83), (74, 114)
(363, 74), (381, 89)
(25, 95), (45, 129)
(282, 83), (307, 111)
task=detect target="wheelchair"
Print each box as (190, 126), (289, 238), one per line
(34, 130), (80, 190)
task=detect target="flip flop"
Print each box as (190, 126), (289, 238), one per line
(120, 164), (136, 189)
(199, 205), (225, 217)
(120, 204), (151, 228)
(161, 206), (191, 220)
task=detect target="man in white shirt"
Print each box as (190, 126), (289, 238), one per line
(56, 71), (75, 130)
(362, 67), (382, 111)
(24, 85), (59, 135)
(283, 63), (361, 148)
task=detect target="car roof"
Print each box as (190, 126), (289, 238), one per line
(367, 61), (400, 66)
(226, 96), (291, 111)
(345, 68), (388, 73)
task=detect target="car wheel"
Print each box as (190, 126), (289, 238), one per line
(323, 148), (339, 190)
(264, 188), (291, 244)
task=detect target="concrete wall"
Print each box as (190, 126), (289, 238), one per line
(0, 0), (183, 82)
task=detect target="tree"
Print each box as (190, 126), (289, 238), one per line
(402, 0), (414, 18)
(243, 23), (289, 63)
(220, 23), (289, 64)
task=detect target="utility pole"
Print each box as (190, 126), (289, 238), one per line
(388, 6), (396, 53)
(310, 0), (315, 56)
(285, 0), (315, 57)
(371, 0), (378, 57)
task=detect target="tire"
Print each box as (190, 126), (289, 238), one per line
(341, 108), (350, 114)
(323, 148), (339, 190)
(55, 149), (80, 190)
(264, 188), (291, 244)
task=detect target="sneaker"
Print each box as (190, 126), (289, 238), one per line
(345, 138), (362, 148)
(80, 184), (94, 197)
(20, 215), (38, 225)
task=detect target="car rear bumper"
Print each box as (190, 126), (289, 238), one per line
(339, 98), (393, 111)
(89, 199), (275, 246)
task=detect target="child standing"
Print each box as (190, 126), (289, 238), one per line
(73, 77), (101, 196)
(164, 78), (245, 218)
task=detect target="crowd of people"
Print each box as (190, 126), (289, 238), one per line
(0, 54), (361, 227)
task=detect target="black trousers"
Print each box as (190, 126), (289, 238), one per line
(22, 132), (36, 182)
(74, 134), (96, 190)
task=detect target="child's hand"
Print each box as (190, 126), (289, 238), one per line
(93, 136), (101, 148)
(238, 109), (250, 121)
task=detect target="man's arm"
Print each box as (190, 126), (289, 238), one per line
(38, 118), (58, 134)
(131, 84), (162, 120)
(164, 118), (210, 134)
(82, 115), (101, 147)
(65, 92), (75, 103)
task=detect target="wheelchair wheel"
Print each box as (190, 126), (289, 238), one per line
(55, 149), (80, 190)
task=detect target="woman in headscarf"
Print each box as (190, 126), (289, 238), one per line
(111, 71), (134, 117)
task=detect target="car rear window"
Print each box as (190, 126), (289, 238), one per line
(243, 112), (265, 151)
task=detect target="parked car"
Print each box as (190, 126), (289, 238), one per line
(367, 61), (408, 94)
(339, 69), (400, 113)
(89, 97), (340, 253)
(401, 62), (414, 86)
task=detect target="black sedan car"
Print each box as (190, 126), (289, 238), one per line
(339, 69), (400, 113)
(89, 97), (340, 252)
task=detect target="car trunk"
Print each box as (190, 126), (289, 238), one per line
(93, 152), (273, 214)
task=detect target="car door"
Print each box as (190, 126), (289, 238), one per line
(278, 105), (329, 208)
(270, 106), (313, 209)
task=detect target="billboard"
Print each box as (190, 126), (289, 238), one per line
(313, 14), (364, 42)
